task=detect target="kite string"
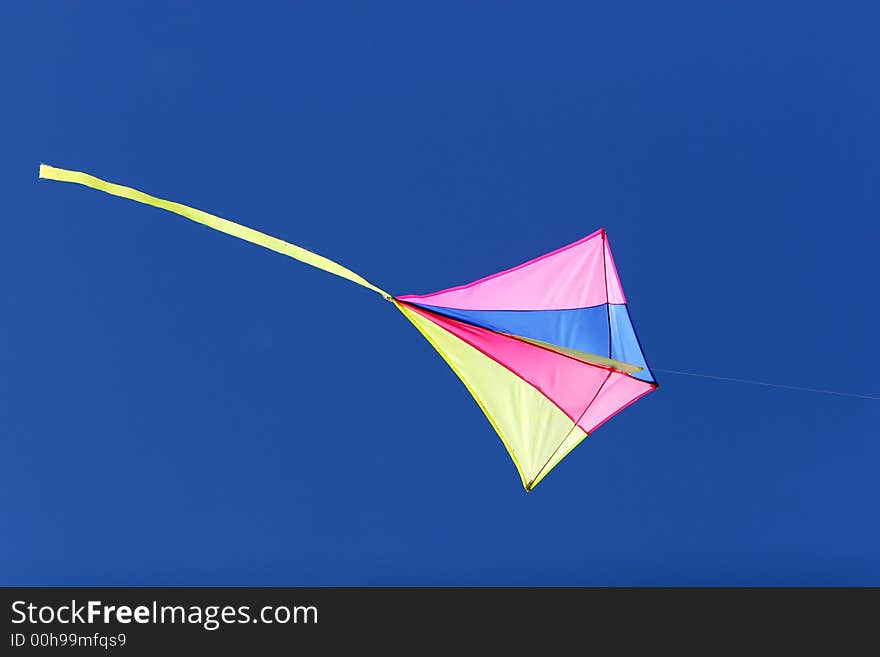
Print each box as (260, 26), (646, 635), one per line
(652, 368), (880, 401)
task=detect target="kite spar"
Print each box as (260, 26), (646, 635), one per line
(39, 164), (657, 490)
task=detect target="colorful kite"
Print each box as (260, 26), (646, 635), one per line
(39, 164), (657, 490)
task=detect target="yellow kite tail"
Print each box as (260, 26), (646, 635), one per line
(38, 164), (391, 299)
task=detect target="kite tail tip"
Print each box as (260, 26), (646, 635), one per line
(37, 163), (59, 180)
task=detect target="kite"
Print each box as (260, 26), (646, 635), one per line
(38, 164), (657, 490)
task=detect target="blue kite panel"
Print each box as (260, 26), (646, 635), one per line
(410, 303), (611, 361)
(609, 304), (655, 382)
(412, 302), (655, 383)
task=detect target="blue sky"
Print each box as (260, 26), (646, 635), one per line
(3, 2), (878, 585)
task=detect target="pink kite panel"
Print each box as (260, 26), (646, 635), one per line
(399, 229), (626, 310)
(603, 234), (625, 305)
(406, 303), (612, 423)
(577, 372), (655, 434)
